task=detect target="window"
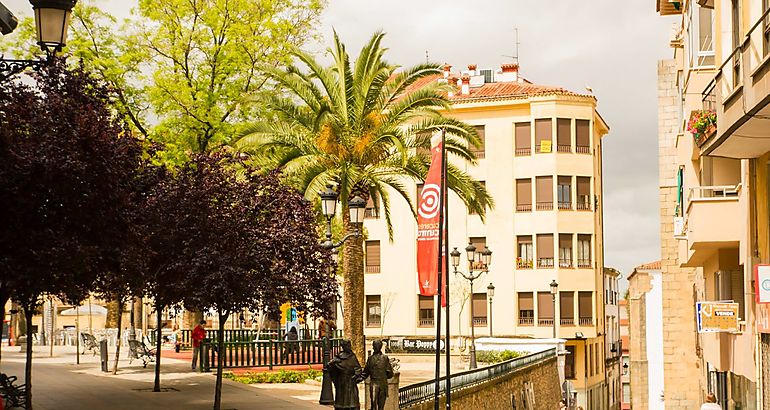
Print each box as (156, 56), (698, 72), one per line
(537, 292), (554, 326)
(556, 118), (571, 152)
(715, 270), (745, 319)
(577, 234), (591, 268)
(576, 120), (590, 153)
(518, 292), (534, 325)
(559, 234), (573, 268)
(623, 383), (631, 403)
(565, 345), (576, 379)
(469, 181), (485, 215)
(515, 122), (531, 156)
(416, 183), (424, 202)
(471, 125), (486, 159)
(577, 177), (591, 210)
(418, 295), (434, 327)
(535, 119), (552, 153)
(365, 196), (380, 219)
(595, 342), (601, 374)
(366, 295), (381, 327)
(517, 236), (533, 269)
(516, 179), (532, 212)
(469, 237), (487, 270)
(732, 0), (741, 87)
(560, 292), (574, 325)
(472, 293), (487, 326)
(557, 176), (572, 210)
(537, 234), (554, 268)
(365, 240), (381, 273)
(536, 176), (553, 210)
(578, 291), (593, 325)
(688, 4), (715, 67)
(589, 343), (594, 376)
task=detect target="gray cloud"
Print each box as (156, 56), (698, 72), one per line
(3, 0), (674, 280)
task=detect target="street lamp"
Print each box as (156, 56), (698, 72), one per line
(451, 242), (492, 370)
(486, 283), (495, 337)
(550, 280), (558, 339)
(623, 362), (629, 376)
(317, 184), (365, 405)
(0, 0), (77, 80)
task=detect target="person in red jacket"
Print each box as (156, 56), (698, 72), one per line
(191, 320), (207, 371)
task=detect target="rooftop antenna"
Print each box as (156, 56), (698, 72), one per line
(425, 50), (429, 64)
(501, 28), (520, 64)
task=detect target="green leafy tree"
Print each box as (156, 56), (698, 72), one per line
(234, 31), (493, 359)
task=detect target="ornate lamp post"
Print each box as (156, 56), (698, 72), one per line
(550, 280), (559, 339)
(0, 0), (78, 80)
(486, 283), (494, 337)
(318, 184), (365, 405)
(451, 243), (492, 370)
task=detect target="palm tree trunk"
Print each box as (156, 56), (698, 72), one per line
(213, 311), (228, 410)
(341, 208), (365, 361)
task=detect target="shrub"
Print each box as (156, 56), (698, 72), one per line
(475, 350), (524, 364)
(224, 369), (322, 384)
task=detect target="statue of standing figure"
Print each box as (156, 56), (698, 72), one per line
(361, 340), (395, 410)
(328, 339), (363, 410)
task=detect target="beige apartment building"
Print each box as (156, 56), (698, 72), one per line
(359, 62), (610, 408)
(656, 0), (770, 407)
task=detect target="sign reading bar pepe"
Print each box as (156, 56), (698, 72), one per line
(696, 301), (739, 333)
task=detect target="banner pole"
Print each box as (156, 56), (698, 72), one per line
(433, 129), (446, 410)
(442, 128), (451, 409)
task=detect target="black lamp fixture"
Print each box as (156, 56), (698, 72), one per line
(0, 0), (77, 80)
(452, 243), (492, 370)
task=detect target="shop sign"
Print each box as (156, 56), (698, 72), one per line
(755, 264), (770, 304)
(696, 301), (739, 333)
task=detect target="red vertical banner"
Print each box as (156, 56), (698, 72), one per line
(417, 137), (444, 297)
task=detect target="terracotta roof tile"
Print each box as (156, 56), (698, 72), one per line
(635, 260), (662, 270)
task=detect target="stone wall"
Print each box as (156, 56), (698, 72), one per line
(657, 59), (705, 409)
(405, 357), (560, 410)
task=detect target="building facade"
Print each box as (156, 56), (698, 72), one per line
(656, 0), (766, 407)
(620, 298), (630, 410)
(626, 261), (665, 410)
(604, 267), (623, 410)
(360, 62), (610, 408)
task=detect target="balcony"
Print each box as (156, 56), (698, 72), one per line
(559, 258), (573, 268)
(418, 318), (434, 327)
(576, 145), (590, 154)
(682, 185), (741, 266)
(366, 265), (381, 273)
(536, 201), (553, 211)
(537, 258), (554, 269)
(538, 318), (554, 326)
(558, 201), (572, 210)
(472, 317), (487, 327)
(576, 201), (591, 211)
(515, 147), (531, 156)
(577, 259), (592, 268)
(560, 318), (574, 326)
(516, 204), (532, 212)
(578, 317), (593, 326)
(557, 144), (571, 153)
(366, 318), (381, 327)
(364, 208), (380, 219)
(516, 259), (533, 269)
(518, 317), (534, 326)
(702, 7), (770, 159)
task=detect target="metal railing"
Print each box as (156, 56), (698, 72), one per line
(536, 201), (553, 211)
(472, 317), (487, 327)
(537, 257), (554, 268)
(516, 204), (532, 212)
(558, 201), (572, 210)
(366, 318), (381, 327)
(538, 318), (554, 326)
(518, 316), (534, 326)
(578, 317), (593, 326)
(515, 147), (531, 156)
(688, 184), (740, 202)
(418, 318), (435, 327)
(365, 208), (380, 219)
(200, 337), (342, 371)
(366, 265), (381, 273)
(471, 149), (486, 159)
(576, 145), (590, 154)
(560, 318), (574, 326)
(179, 328), (343, 347)
(557, 144), (572, 153)
(398, 348), (556, 408)
(576, 201), (591, 211)
(516, 259), (533, 269)
(559, 258), (572, 268)
(577, 259), (592, 268)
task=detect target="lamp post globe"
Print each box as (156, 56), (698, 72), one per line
(465, 242), (476, 264)
(319, 185), (338, 219)
(450, 247), (461, 269)
(29, 0), (77, 53)
(550, 279), (559, 295)
(347, 196), (366, 225)
(481, 246), (492, 268)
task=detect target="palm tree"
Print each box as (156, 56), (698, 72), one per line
(234, 31), (493, 359)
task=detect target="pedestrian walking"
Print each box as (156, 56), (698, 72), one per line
(700, 393), (722, 410)
(191, 320), (206, 371)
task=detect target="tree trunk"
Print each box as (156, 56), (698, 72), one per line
(153, 304), (163, 392)
(112, 296), (124, 375)
(213, 310), (228, 410)
(0, 292), (7, 363)
(23, 304), (34, 410)
(132, 297), (142, 338)
(341, 208), (365, 362)
(105, 299), (120, 329)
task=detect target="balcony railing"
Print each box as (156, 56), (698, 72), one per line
(365, 208), (380, 219)
(537, 258), (554, 268)
(516, 204), (532, 212)
(558, 201), (571, 210)
(687, 184), (740, 203)
(366, 265), (381, 273)
(471, 149), (485, 159)
(536, 201), (553, 211)
(576, 145), (590, 154)
(472, 317), (487, 327)
(577, 259), (592, 268)
(366, 318), (381, 327)
(418, 318), (434, 327)
(578, 317), (593, 326)
(518, 316), (534, 326)
(515, 147), (531, 156)
(557, 144), (571, 153)
(559, 258), (572, 268)
(576, 201), (591, 211)
(538, 318), (554, 326)
(516, 259), (533, 269)
(536, 142), (552, 153)
(560, 318), (574, 326)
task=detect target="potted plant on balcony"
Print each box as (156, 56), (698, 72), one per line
(687, 110), (717, 146)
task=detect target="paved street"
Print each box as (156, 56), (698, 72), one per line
(0, 346), (324, 409)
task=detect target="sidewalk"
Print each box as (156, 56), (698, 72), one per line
(0, 345), (325, 409)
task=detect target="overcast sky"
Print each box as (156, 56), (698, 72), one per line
(4, 0), (676, 280)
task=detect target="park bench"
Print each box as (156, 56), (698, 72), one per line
(0, 373), (26, 409)
(81, 333), (99, 356)
(128, 339), (156, 368)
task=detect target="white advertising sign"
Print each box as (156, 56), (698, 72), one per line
(755, 265), (770, 304)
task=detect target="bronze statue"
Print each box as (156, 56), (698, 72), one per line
(361, 340), (395, 410)
(328, 339), (362, 410)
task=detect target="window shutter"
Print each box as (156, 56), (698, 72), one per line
(535, 119), (552, 151)
(537, 234), (554, 258)
(560, 292), (575, 318)
(578, 292), (593, 317)
(536, 176), (553, 202)
(472, 125), (486, 158)
(557, 118), (571, 147)
(515, 122), (531, 149)
(538, 292), (554, 319)
(517, 179), (532, 205)
(472, 293), (487, 317)
(518, 293), (533, 310)
(366, 240), (381, 271)
(576, 120), (590, 147)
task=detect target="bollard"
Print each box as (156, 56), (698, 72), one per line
(100, 340), (108, 372)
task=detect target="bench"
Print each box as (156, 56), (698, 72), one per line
(0, 373), (26, 409)
(128, 339), (156, 368)
(81, 333), (99, 356)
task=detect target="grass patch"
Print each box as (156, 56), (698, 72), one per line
(475, 350), (524, 364)
(224, 369), (322, 384)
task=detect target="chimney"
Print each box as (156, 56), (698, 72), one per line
(498, 63), (519, 82)
(443, 63), (452, 78)
(461, 75), (470, 95)
(467, 64), (477, 75)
